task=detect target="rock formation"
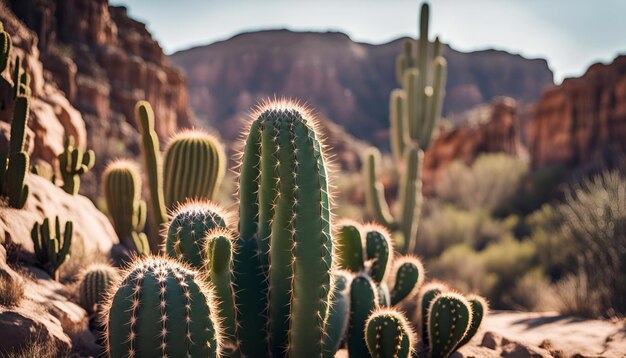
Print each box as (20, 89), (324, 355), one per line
(170, 29), (553, 146)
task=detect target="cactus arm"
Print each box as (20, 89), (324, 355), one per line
(421, 57), (447, 149)
(390, 89), (409, 164)
(415, 3), (430, 136)
(335, 221), (365, 272)
(364, 227), (392, 285)
(365, 308), (414, 358)
(7, 152), (29, 208)
(0, 29), (11, 73)
(322, 271), (351, 357)
(418, 282), (447, 346)
(136, 199), (147, 232)
(135, 101), (167, 231)
(58, 221), (72, 266)
(398, 147), (423, 254)
(234, 118), (270, 357)
(455, 295), (488, 349)
(364, 148), (396, 229)
(347, 274), (379, 358)
(428, 293), (472, 358)
(12, 56), (20, 98)
(389, 257), (424, 306)
(9, 95), (28, 155)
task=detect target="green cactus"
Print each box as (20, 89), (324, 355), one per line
(12, 56), (20, 98)
(365, 308), (415, 358)
(3, 95), (30, 209)
(428, 292), (472, 358)
(102, 160), (149, 255)
(135, 101), (168, 245)
(364, 2), (447, 254)
(0, 22), (11, 73)
(204, 228), (238, 351)
(335, 220), (364, 272)
(322, 270), (352, 357)
(78, 264), (119, 314)
(30, 216), (72, 281)
(164, 200), (228, 269)
(234, 101), (333, 357)
(389, 256), (424, 306)
(419, 281), (448, 347)
(163, 129), (226, 209)
(455, 295), (488, 350)
(104, 257), (222, 358)
(347, 273), (379, 358)
(58, 135), (95, 195)
(365, 224), (393, 285)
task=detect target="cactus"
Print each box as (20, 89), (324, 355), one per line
(347, 273), (379, 358)
(30, 216), (72, 281)
(419, 281), (448, 347)
(1, 94), (30, 209)
(455, 295), (488, 350)
(365, 308), (415, 358)
(102, 160), (149, 255)
(0, 22), (11, 73)
(164, 200), (229, 269)
(103, 257), (222, 358)
(135, 101), (168, 241)
(234, 100), (333, 357)
(204, 228), (238, 350)
(427, 292), (472, 358)
(58, 135), (95, 195)
(323, 270), (352, 357)
(389, 256), (424, 306)
(335, 219), (364, 272)
(364, 2), (447, 254)
(78, 264), (119, 314)
(163, 129), (226, 209)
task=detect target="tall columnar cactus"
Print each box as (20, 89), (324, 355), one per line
(163, 129), (226, 209)
(427, 293), (472, 358)
(103, 257), (222, 358)
(58, 135), (95, 195)
(0, 22), (11, 73)
(30, 216), (72, 281)
(204, 228), (238, 350)
(365, 308), (415, 358)
(2, 94), (30, 208)
(364, 2), (447, 254)
(456, 295), (488, 350)
(234, 100), (333, 357)
(323, 270), (352, 357)
(164, 200), (229, 269)
(78, 264), (119, 314)
(335, 220), (424, 307)
(347, 273), (379, 358)
(419, 281), (448, 346)
(102, 160), (149, 255)
(135, 101), (168, 238)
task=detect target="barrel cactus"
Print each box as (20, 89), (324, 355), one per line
(30, 216), (72, 281)
(163, 130), (226, 209)
(78, 264), (119, 314)
(102, 160), (149, 255)
(58, 135), (95, 195)
(366, 308), (415, 358)
(103, 257), (222, 357)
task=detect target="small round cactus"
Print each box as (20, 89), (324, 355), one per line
(165, 200), (230, 269)
(427, 292), (472, 358)
(103, 256), (221, 358)
(78, 264), (119, 314)
(365, 308), (415, 358)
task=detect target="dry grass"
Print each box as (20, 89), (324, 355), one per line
(4, 338), (69, 358)
(0, 275), (24, 308)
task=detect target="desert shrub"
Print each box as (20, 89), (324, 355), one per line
(0, 275), (24, 307)
(506, 269), (554, 311)
(548, 273), (603, 318)
(436, 153), (529, 213)
(4, 337), (69, 358)
(416, 202), (516, 258)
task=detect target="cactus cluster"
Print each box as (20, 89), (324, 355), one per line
(102, 160), (150, 255)
(417, 282), (489, 358)
(58, 135), (95, 195)
(30, 216), (73, 281)
(364, 2), (447, 254)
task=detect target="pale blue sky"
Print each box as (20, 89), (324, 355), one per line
(111, 0), (626, 83)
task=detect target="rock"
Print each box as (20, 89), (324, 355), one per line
(481, 331), (503, 350)
(0, 175), (118, 267)
(0, 310), (70, 354)
(170, 29), (553, 146)
(526, 55), (626, 169)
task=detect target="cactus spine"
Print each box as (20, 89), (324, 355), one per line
(163, 129), (226, 209)
(427, 293), (472, 358)
(30, 216), (72, 281)
(364, 2), (447, 254)
(365, 308), (415, 358)
(58, 135), (95, 195)
(347, 273), (379, 357)
(235, 101), (333, 357)
(78, 264), (119, 314)
(0, 22), (11, 73)
(104, 257), (222, 357)
(102, 160), (149, 255)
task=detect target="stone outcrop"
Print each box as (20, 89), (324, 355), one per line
(526, 55), (626, 169)
(170, 29), (553, 146)
(423, 97), (528, 193)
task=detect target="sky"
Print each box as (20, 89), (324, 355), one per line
(111, 0), (626, 83)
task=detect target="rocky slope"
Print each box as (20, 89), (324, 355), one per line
(5, 0), (193, 197)
(170, 29), (554, 146)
